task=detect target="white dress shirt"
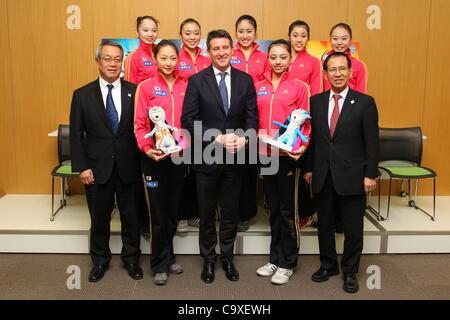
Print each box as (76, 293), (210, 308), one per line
(99, 77), (122, 120)
(213, 65), (231, 108)
(328, 86), (349, 127)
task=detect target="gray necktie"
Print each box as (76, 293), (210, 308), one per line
(218, 72), (229, 114)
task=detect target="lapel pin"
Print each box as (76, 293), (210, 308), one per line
(351, 100), (355, 104)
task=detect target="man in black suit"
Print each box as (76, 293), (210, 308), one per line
(70, 41), (143, 282)
(181, 29), (258, 284)
(304, 52), (379, 293)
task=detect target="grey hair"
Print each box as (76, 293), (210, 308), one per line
(95, 40), (124, 60)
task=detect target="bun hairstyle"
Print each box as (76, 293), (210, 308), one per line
(179, 18), (201, 35)
(330, 22), (352, 38)
(288, 20), (310, 38)
(235, 14), (257, 31)
(268, 39), (291, 55)
(155, 39), (179, 57)
(136, 16), (159, 31)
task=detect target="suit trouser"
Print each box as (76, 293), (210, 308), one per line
(239, 164), (258, 222)
(315, 172), (365, 273)
(178, 165), (199, 220)
(196, 165), (242, 262)
(85, 164), (141, 266)
(261, 156), (299, 269)
(141, 156), (185, 273)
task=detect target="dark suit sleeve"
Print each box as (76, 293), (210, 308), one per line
(181, 77), (213, 141)
(69, 90), (89, 173)
(363, 97), (379, 178)
(302, 97), (315, 173)
(244, 77), (258, 131)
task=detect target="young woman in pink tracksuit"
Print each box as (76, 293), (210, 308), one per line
(255, 40), (311, 285)
(134, 40), (187, 285)
(177, 18), (211, 80)
(231, 15), (268, 83)
(323, 23), (368, 94)
(288, 20), (323, 96)
(124, 16), (159, 85)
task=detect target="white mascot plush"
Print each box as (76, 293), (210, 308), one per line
(144, 106), (179, 153)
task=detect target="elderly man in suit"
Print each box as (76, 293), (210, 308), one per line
(181, 29), (258, 284)
(70, 41), (143, 282)
(304, 51), (379, 293)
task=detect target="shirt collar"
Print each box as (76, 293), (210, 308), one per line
(329, 86), (349, 102)
(99, 76), (121, 89)
(212, 65), (231, 77)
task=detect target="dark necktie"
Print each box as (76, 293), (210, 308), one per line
(329, 94), (341, 137)
(106, 84), (119, 135)
(218, 72), (229, 114)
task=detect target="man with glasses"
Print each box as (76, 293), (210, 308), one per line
(70, 41), (143, 283)
(303, 52), (379, 293)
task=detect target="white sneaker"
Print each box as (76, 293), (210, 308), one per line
(271, 268), (293, 285)
(177, 220), (188, 233)
(256, 263), (278, 277)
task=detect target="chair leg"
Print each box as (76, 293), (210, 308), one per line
(386, 178), (392, 221)
(366, 179), (383, 221)
(50, 176), (65, 222)
(410, 178), (436, 221)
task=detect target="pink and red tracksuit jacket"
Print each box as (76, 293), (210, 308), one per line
(255, 71), (311, 155)
(177, 46), (211, 80)
(231, 43), (269, 83)
(322, 49), (368, 94)
(288, 48), (323, 96)
(134, 71), (187, 153)
(124, 41), (158, 85)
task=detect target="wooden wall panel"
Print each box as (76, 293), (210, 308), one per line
(422, 0), (450, 195)
(262, 0), (348, 40)
(92, 0), (179, 44)
(7, 0), (94, 193)
(1, 0), (450, 195)
(0, 0), (17, 196)
(348, 0), (431, 127)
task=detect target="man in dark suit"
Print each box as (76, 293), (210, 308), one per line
(304, 52), (379, 293)
(70, 41), (143, 282)
(181, 29), (258, 284)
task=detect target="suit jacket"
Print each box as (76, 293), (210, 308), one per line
(304, 88), (379, 195)
(70, 78), (141, 184)
(181, 65), (258, 174)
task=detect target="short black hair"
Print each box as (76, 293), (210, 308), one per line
(323, 51), (352, 72)
(235, 15), (257, 31)
(206, 29), (233, 51)
(155, 39), (179, 57)
(268, 39), (291, 55)
(288, 20), (310, 38)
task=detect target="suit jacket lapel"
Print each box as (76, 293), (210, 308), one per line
(320, 93), (332, 141)
(229, 67), (240, 116)
(332, 89), (356, 138)
(205, 66), (227, 115)
(117, 79), (132, 135)
(91, 80), (113, 133)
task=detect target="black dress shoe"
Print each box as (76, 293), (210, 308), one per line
(201, 261), (215, 284)
(343, 273), (359, 293)
(311, 267), (339, 282)
(222, 259), (239, 281)
(125, 263), (143, 280)
(88, 264), (109, 282)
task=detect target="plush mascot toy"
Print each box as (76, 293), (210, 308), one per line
(144, 106), (181, 153)
(273, 109), (311, 150)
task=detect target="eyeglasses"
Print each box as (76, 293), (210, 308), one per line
(327, 66), (349, 75)
(100, 57), (122, 64)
